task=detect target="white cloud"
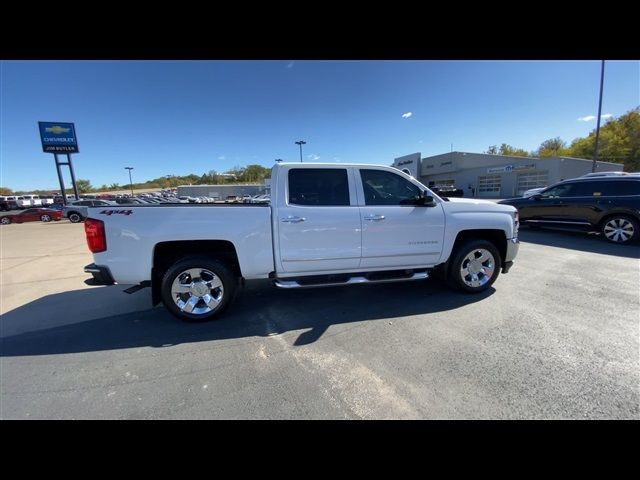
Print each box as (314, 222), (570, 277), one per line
(402, 112), (412, 119)
(287, 61), (295, 69)
(578, 113), (614, 122)
(217, 156), (225, 160)
(307, 154), (320, 161)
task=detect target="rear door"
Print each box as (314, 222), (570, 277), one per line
(356, 168), (445, 269)
(276, 167), (362, 273)
(558, 180), (606, 224)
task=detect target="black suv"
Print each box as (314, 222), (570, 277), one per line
(498, 176), (640, 244)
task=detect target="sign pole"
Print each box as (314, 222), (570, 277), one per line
(67, 154), (80, 201)
(54, 153), (68, 206)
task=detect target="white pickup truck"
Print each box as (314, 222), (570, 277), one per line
(84, 163), (519, 322)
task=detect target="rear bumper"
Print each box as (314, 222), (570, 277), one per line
(502, 237), (519, 273)
(84, 263), (115, 285)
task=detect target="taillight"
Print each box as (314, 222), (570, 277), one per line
(84, 218), (107, 253)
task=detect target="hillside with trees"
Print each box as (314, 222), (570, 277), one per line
(10, 164), (273, 195)
(483, 107), (640, 172)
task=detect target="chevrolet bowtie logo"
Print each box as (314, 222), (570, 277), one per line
(45, 126), (70, 134)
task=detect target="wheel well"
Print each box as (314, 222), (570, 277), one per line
(451, 229), (507, 264)
(151, 240), (241, 306)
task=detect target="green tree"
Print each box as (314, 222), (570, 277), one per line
(537, 137), (567, 157)
(498, 144), (530, 157)
(109, 183), (120, 190)
(242, 164), (271, 183)
(0, 187), (13, 195)
(485, 145), (498, 155)
(76, 179), (93, 193)
(565, 107), (640, 171)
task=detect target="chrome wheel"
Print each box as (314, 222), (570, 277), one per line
(603, 218), (634, 243)
(460, 248), (495, 288)
(41, 215), (51, 222)
(1, 217), (10, 225)
(170, 268), (224, 315)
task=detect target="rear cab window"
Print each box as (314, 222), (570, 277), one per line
(288, 168), (350, 206)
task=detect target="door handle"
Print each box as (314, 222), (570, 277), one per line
(364, 214), (385, 221)
(281, 216), (305, 223)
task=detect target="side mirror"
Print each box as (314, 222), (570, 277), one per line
(415, 194), (435, 207)
(531, 193), (542, 200)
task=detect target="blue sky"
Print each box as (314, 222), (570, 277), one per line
(1, 60), (638, 191)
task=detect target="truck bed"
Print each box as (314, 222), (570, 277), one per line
(88, 204), (274, 284)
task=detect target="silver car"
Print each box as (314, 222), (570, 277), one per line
(63, 199), (117, 223)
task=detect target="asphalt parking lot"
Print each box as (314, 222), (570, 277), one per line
(1, 220), (638, 419)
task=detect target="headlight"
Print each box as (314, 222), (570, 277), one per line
(513, 211), (519, 237)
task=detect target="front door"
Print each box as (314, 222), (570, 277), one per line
(356, 168), (445, 269)
(277, 167), (362, 273)
(519, 182), (577, 222)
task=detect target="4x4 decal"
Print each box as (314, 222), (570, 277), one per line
(99, 209), (133, 216)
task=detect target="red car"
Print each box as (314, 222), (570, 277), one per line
(0, 208), (62, 225)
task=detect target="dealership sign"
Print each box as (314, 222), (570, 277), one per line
(38, 122), (79, 153)
(487, 165), (514, 173)
(487, 163), (536, 174)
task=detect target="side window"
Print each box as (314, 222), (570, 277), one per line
(360, 169), (421, 206)
(569, 181), (599, 197)
(597, 180), (640, 196)
(541, 183), (575, 198)
(288, 168), (350, 206)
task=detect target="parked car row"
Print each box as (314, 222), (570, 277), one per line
(0, 195), (57, 209)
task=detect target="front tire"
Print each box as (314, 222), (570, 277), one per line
(68, 212), (83, 223)
(447, 239), (501, 293)
(600, 215), (638, 244)
(160, 256), (237, 322)
(41, 214), (51, 222)
(1, 217), (11, 225)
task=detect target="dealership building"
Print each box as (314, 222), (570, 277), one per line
(392, 152), (624, 198)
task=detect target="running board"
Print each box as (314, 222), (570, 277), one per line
(274, 271), (429, 289)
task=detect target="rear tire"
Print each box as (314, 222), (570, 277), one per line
(68, 212), (83, 223)
(41, 214), (51, 222)
(160, 256), (237, 322)
(600, 215), (638, 244)
(447, 239), (501, 293)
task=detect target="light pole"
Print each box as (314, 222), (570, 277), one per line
(592, 60), (606, 173)
(295, 140), (306, 163)
(125, 167), (134, 196)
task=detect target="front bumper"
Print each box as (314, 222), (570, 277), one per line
(84, 263), (115, 285)
(502, 237), (519, 273)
